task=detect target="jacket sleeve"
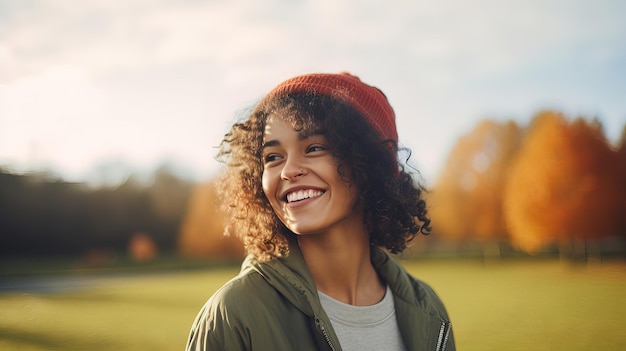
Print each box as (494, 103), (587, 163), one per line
(185, 303), (220, 351)
(185, 298), (250, 351)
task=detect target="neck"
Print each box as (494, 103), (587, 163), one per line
(298, 229), (385, 306)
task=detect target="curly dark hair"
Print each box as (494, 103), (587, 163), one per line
(216, 92), (431, 261)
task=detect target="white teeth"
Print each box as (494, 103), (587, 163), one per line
(286, 189), (324, 203)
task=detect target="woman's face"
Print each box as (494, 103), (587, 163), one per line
(261, 116), (362, 236)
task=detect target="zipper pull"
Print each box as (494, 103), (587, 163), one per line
(314, 316), (337, 351)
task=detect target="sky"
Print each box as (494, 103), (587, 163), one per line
(1, 0), (625, 186)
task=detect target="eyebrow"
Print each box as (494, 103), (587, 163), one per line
(262, 130), (325, 149)
(262, 139), (280, 149)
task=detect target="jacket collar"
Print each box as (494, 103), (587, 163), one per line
(242, 237), (418, 316)
(241, 237), (319, 317)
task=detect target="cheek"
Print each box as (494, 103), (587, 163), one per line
(261, 170), (278, 205)
(335, 171), (359, 207)
(347, 184), (360, 207)
(262, 171), (285, 220)
(261, 172), (271, 197)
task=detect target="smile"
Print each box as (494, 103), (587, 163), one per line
(286, 189), (325, 203)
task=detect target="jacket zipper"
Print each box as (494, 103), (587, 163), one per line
(435, 321), (450, 351)
(315, 317), (336, 351)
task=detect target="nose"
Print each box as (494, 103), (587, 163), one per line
(281, 158), (306, 181)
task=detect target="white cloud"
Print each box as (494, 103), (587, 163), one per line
(0, 0), (624, 182)
(0, 0), (295, 80)
(0, 65), (108, 173)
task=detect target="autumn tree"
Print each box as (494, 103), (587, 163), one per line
(178, 176), (244, 260)
(429, 119), (522, 257)
(503, 111), (623, 258)
(616, 124), (626, 238)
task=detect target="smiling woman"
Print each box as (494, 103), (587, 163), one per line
(261, 116), (360, 237)
(185, 73), (455, 351)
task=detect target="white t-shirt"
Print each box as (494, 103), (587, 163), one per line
(318, 285), (407, 351)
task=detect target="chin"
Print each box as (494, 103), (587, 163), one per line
(285, 223), (323, 236)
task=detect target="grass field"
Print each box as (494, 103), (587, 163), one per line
(0, 258), (624, 350)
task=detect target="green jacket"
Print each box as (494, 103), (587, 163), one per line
(186, 243), (455, 351)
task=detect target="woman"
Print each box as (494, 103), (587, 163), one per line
(186, 72), (455, 351)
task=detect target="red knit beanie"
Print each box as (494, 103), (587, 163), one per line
(260, 72), (398, 145)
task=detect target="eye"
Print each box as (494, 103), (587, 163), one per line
(306, 144), (327, 153)
(263, 153), (282, 163)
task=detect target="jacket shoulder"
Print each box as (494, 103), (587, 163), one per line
(199, 268), (282, 319)
(186, 268), (320, 351)
(407, 274), (451, 321)
(186, 270), (277, 350)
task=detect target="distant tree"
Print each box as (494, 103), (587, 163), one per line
(0, 165), (193, 258)
(430, 119), (522, 257)
(84, 176), (150, 252)
(145, 165), (193, 250)
(0, 171), (91, 256)
(503, 112), (623, 259)
(568, 118), (624, 247)
(618, 124), (626, 150)
(616, 124), (626, 239)
(178, 176), (244, 260)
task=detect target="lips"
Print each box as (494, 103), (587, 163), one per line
(286, 189), (325, 203)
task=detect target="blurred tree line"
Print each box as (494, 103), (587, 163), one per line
(0, 165), (192, 259)
(2, 110), (625, 262)
(429, 111), (626, 260)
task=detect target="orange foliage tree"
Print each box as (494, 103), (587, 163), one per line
(429, 119), (522, 254)
(178, 176), (244, 260)
(503, 112), (623, 255)
(617, 125), (626, 236)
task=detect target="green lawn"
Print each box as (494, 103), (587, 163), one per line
(0, 259), (624, 350)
